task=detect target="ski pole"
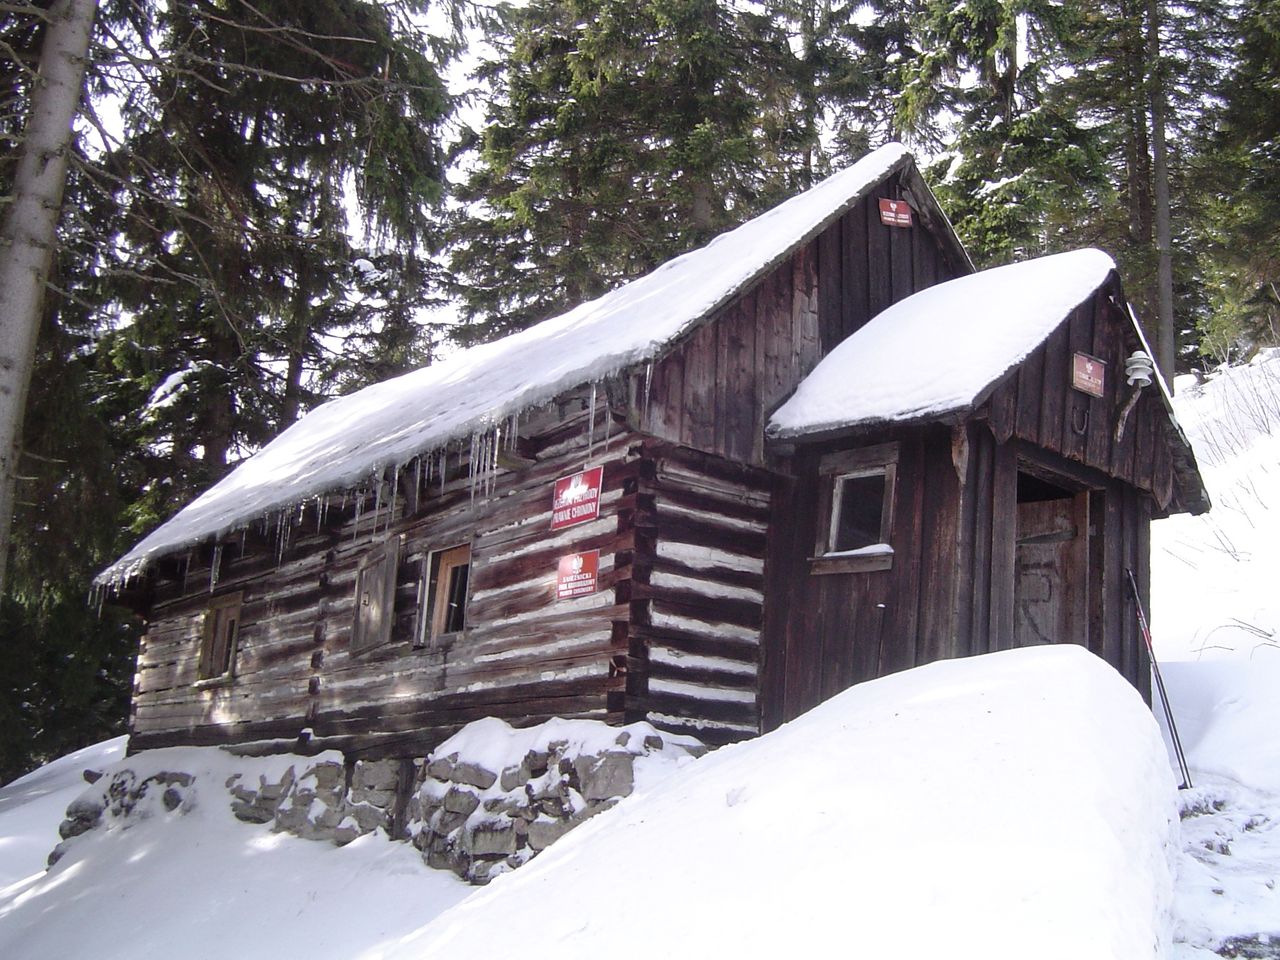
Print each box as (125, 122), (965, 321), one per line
(1126, 568), (1192, 790)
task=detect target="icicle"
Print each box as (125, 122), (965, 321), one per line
(439, 451), (446, 496)
(210, 543), (223, 592)
(414, 456), (423, 508)
(373, 474), (384, 535)
(642, 361), (654, 426)
(353, 491), (363, 542)
(386, 465), (396, 527)
(471, 435), (481, 506)
(586, 382), (598, 462)
(492, 427), (499, 494)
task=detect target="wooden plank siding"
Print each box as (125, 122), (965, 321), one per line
(759, 426), (968, 726)
(980, 283), (1184, 513)
(638, 184), (962, 468)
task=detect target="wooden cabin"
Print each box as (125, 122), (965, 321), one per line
(100, 144), (1208, 763)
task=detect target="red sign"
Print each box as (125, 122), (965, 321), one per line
(551, 466), (604, 531)
(556, 549), (599, 600)
(1072, 352), (1106, 398)
(878, 197), (913, 228)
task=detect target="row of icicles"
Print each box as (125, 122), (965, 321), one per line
(93, 373), (643, 604)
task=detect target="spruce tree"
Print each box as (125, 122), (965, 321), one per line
(448, 0), (798, 342)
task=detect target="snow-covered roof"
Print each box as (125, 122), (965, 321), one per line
(767, 249), (1119, 439)
(101, 143), (925, 584)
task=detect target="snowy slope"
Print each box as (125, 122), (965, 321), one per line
(0, 747), (473, 960)
(0, 736), (125, 890)
(396, 645), (1178, 960)
(0, 647), (1179, 960)
(1151, 349), (1280, 661)
(100, 144), (914, 585)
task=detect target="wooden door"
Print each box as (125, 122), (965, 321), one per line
(1014, 493), (1089, 647)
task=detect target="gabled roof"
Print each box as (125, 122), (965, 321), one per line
(766, 248), (1211, 515)
(101, 143), (962, 585)
(767, 249), (1118, 438)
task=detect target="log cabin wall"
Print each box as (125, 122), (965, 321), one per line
(638, 175), (966, 468)
(626, 442), (773, 745)
(131, 411), (643, 758)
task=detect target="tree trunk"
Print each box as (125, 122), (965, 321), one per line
(0, 0), (98, 598)
(1147, 0), (1176, 386)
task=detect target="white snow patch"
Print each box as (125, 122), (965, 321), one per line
(1151, 350), (1280, 660)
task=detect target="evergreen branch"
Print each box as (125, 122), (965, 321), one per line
(0, 2), (52, 19)
(194, 0), (379, 49)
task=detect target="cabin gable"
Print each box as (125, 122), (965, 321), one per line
(636, 171), (968, 466)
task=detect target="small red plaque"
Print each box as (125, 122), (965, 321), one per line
(878, 197), (913, 228)
(556, 549), (599, 600)
(550, 466), (604, 531)
(1072, 352), (1106, 398)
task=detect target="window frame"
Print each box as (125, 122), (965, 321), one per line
(413, 542), (472, 648)
(810, 442), (898, 575)
(197, 591), (243, 684)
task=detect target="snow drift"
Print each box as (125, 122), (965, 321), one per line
(0, 646), (1179, 960)
(396, 645), (1180, 960)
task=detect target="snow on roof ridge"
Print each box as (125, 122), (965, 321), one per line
(100, 143), (914, 585)
(767, 248), (1118, 439)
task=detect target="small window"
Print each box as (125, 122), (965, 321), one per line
(830, 471), (889, 552)
(352, 538), (399, 654)
(812, 443), (898, 575)
(416, 543), (471, 646)
(199, 592), (242, 681)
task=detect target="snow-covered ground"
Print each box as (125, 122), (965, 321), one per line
(1, 646), (1179, 960)
(1149, 348), (1280, 958)
(2, 352), (1278, 959)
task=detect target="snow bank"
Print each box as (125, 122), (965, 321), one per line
(1151, 349), (1280, 659)
(0, 737), (125, 890)
(1159, 660), (1280, 794)
(100, 144), (913, 584)
(400, 646), (1180, 960)
(0, 746), (472, 960)
(768, 248), (1116, 437)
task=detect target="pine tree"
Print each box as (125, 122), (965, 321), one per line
(1190, 0), (1280, 358)
(447, 0), (798, 342)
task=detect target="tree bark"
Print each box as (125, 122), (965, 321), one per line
(0, 0), (98, 598)
(1147, 0), (1177, 386)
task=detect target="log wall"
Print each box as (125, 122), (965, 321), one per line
(627, 442), (773, 745)
(131, 415), (642, 758)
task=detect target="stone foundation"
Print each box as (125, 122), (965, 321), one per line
(50, 719), (705, 884)
(406, 720), (705, 883)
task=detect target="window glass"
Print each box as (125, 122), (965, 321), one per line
(832, 472), (887, 551)
(427, 543), (471, 640)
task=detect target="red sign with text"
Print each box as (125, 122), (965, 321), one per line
(556, 549), (599, 600)
(1072, 352), (1106, 398)
(550, 466), (604, 531)
(878, 197), (913, 228)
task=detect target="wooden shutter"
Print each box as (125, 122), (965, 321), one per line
(199, 592), (242, 680)
(352, 538), (399, 652)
